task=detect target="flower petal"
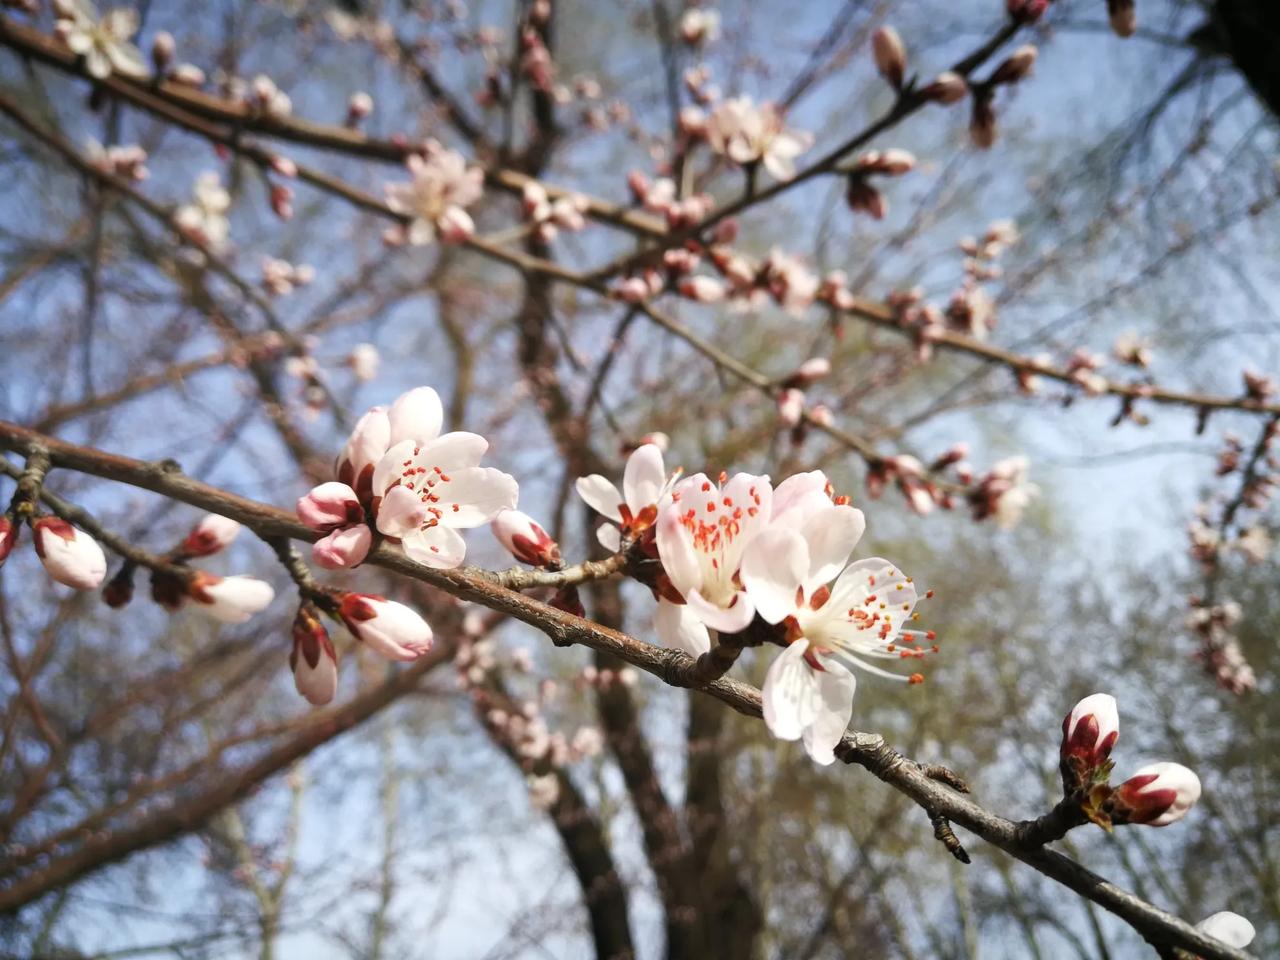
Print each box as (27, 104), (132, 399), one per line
(371, 438), (417, 500)
(763, 639), (817, 740)
(376, 484), (428, 538)
(623, 443), (666, 511)
(654, 599), (711, 656)
(801, 656), (856, 765)
(596, 523), (622, 552)
(685, 587), (755, 635)
(401, 524), (467, 568)
(799, 504), (865, 590)
(388, 386), (443, 447)
(655, 502), (700, 598)
(740, 527), (809, 624)
(418, 431), (489, 472)
(434, 467), (519, 528)
(575, 474), (623, 522)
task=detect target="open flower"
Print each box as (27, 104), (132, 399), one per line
(654, 472), (773, 654)
(339, 593), (433, 661)
(301, 386), (516, 570)
(33, 517), (107, 590)
(55, 0), (148, 79)
(385, 144), (484, 245)
(706, 98), (813, 181)
(575, 443), (676, 551)
(188, 573), (275, 624)
(174, 171), (231, 251)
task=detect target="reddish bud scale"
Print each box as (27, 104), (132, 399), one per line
(102, 565), (136, 608)
(291, 605), (336, 672)
(550, 585), (586, 619)
(0, 515), (16, 566)
(150, 568), (190, 610)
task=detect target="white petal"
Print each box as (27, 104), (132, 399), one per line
(799, 504), (865, 590)
(740, 527), (808, 624)
(401, 524), (467, 568)
(372, 438), (417, 499)
(685, 587), (755, 634)
(388, 386), (443, 446)
(801, 657), (856, 765)
(763, 639), (817, 740)
(655, 502), (700, 597)
(770, 470), (828, 522)
(435, 467), (519, 528)
(1195, 912), (1255, 949)
(623, 443), (665, 511)
(596, 523), (622, 552)
(376, 484), (428, 538)
(654, 599), (711, 656)
(575, 474), (623, 522)
(417, 431), (488, 472)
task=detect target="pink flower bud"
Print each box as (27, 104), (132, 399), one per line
(347, 343), (379, 382)
(297, 482), (365, 532)
(1194, 912), (1255, 951)
(1060, 694), (1119, 789)
(1007, 0), (1050, 23)
(437, 206), (475, 243)
(102, 564), (135, 608)
(846, 177), (886, 219)
(615, 276), (651, 303)
(970, 91), (997, 149)
(1113, 762), (1201, 826)
(991, 45), (1038, 85)
(492, 510), (562, 566)
(809, 404), (833, 427)
(872, 26), (907, 90)
(0, 515), (17, 567)
(784, 356), (831, 387)
(346, 91), (374, 126)
(678, 275), (726, 303)
(776, 388), (805, 427)
(856, 148), (915, 175)
(171, 63), (206, 87)
(337, 406), (391, 498)
(291, 605), (338, 706)
(1107, 0), (1136, 38)
(188, 572), (275, 624)
(313, 525), (373, 569)
(33, 517), (107, 590)
(151, 31), (175, 72)
(180, 513), (242, 558)
(922, 71), (967, 104)
(270, 154), (297, 179)
(339, 593), (433, 661)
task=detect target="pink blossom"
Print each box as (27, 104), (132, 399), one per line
(291, 605), (339, 705)
(180, 514), (242, 558)
(339, 593), (433, 661)
(188, 573), (275, 624)
(492, 509), (561, 566)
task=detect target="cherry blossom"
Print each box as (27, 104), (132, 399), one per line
(55, 0), (147, 80)
(736, 474), (928, 763)
(32, 517), (107, 590)
(174, 171), (231, 251)
(706, 98), (813, 182)
(576, 443), (677, 551)
(385, 143), (484, 245)
(654, 471), (773, 654)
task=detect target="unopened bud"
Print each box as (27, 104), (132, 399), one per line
(777, 388), (805, 427)
(1107, 0), (1136, 38)
(969, 91), (997, 149)
(491, 509), (562, 567)
(846, 177), (886, 219)
(346, 91), (374, 126)
(922, 71), (967, 104)
(1194, 912), (1256, 951)
(1060, 693), (1119, 793)
(339, 593), (433, 661)
(0, 515), (16, 568)
(991, 45), (1037, 85)
(180, 513), (242, 558)
(1111, 762), (1200, 826)
(102, 563), (136, 608)
(151, 31), (175, 73)
(33, 517), (107, 590)
(291, 604), (339, 705)
(872, 26), (907, 90)
(856, 148), (915, 175)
